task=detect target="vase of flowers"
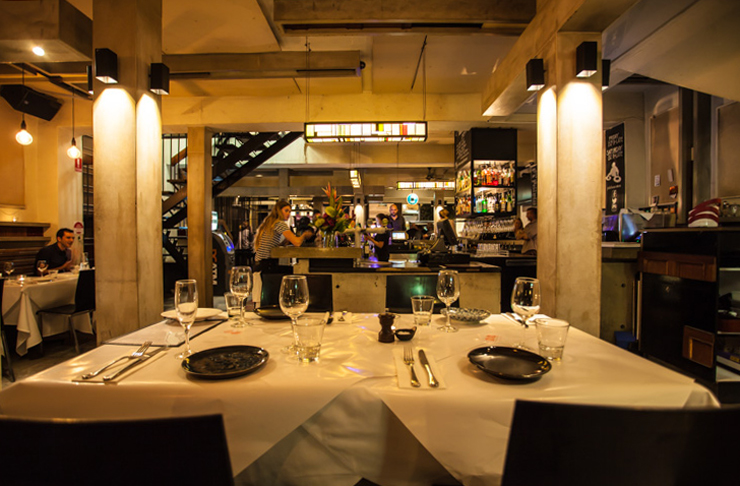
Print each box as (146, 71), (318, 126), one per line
(312, 183), (351, 247)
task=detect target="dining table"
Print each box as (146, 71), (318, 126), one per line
(0, 310), (718, 486)
(1, 273), (93, 356)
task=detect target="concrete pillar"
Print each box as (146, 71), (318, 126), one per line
(187, 126), (213, 307)
(92, 0), (163, 341)
(537, 33), (602, 336)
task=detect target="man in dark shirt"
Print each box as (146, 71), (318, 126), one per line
(35, 228), (74, 274)
(388, 203), (406, 232)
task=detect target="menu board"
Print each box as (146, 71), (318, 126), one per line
(605, 124), (625, 215)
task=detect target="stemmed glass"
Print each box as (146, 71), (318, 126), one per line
(229, 266), (253, 328)
(437, 269), (461, 333)
(511, 277), (541, 348)
(3, 261), (14, 277)
(37, 260), (48, 276)
(279, 275), (309, 355)
(174, 279), (198, 359)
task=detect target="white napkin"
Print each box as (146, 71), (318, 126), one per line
(393, 347), (446, 390)
(72, 348), (168, 384)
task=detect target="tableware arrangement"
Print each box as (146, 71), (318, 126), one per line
(468, 346), (551, 381)
(229, 266), (253, 328)
(437, 270), (460, 333)
(441, 307), (491, 324)
(418, 349), (439, 387)
(291, 317), (326, 362)
(182, 345), (269, 379)
(378, 310), (396, 343)
(160, 308), (222, 322)
(280, 275), (310, 355)
(3, 261), (14, 277)
(174, 279), (198, 359)
(394, 327), (417, 341)
(82, 342), (152, 379)
(255, 305), (290, 320)
(534, 318), (570, 360)
(37, 259), (48, 276)
(224, 292), (241, 318)
(403, 346), (421, 387)
(102, 346), (168, 382)
(410, 295), (434, 326)
(511, 277), (541, 347)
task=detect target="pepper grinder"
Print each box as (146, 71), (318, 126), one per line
(378, 310), (396, 343)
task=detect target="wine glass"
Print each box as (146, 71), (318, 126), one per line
(37, 260), (48, 276)
(511, 277), (541, 348)
(437, 269), (461, 333)
(3, 261), (14, 277)
(174, 279), (198, 359)
(229, 266), (253, 328)
(279, 275), (310, 355)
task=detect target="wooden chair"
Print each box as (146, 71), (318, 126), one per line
(0, 414), (234, 486)
(501, 400), (739, 486)
(0, 278), (15, 382)
(36, 269), (95, 354)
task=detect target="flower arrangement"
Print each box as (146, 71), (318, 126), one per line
(312, 183), (351, 237)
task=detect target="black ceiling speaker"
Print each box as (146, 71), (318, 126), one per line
(0, 85), (62, 121)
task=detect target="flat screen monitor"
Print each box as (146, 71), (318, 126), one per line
(391, 231), (407, 241)
(437, 219), (458, 247)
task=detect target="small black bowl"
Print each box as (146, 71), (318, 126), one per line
(394, 327), (417, 341)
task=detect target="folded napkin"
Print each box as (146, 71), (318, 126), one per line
(393, 347), (446, 390)
(72, 348), (168, 384)
(105, 317), (226, 347)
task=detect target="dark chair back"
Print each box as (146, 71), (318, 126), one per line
(502, 400), (739, 486)
(74, 269), (96, 312)
(0, 414), (234, 486)
(384, 274), (453, 314)
(260, 273), (333, 312)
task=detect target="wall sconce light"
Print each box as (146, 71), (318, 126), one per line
(150, 63), (170, 95)
(95, 48), (118, 84)
(526, 58), (545, 91)
(576, 41), (598, 78)
(602, 59), (611, 91)
(86, 65), (93, 94)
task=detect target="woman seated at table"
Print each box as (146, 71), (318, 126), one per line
(253, 200), (313, 305)
(365, 214), (391, 262)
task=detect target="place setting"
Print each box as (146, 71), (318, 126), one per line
(73, 341), (169, 384)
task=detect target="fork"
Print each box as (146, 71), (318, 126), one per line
(403, 346), (421, 388)
(82, 342), (152, 379)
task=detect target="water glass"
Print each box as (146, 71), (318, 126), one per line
(411, 295), (434, 326)
(511, 277), (541, 347)
(229, 266), (253, 328)
(224, 292), (242, 318)
(292, 317), (326, 363)
(174, 279), (198, 359)
(37, 260), (48, 276)
(535, 318), (570, 360)
(280, 275), (310, 355)
(437, 270), (460, 333)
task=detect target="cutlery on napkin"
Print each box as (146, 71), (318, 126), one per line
(393, 347), (446, 390)
(73, 347), (168, 384)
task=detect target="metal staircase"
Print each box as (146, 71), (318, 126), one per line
(162, 131), (302, 268)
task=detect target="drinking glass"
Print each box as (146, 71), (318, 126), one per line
(3, 261), (14, 277)
(511, 277), (541, 348)
(279, 275), (310, 355)
(229, 266), (253, 328)
(436, 270), (460, 333)
(174, 279), (198, 359)
(37, 260), (48, 276)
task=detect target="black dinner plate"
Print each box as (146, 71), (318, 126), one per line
(254, 305), (290, 320)
(182, 345), (269, 379)
(467, 346), (551, 381)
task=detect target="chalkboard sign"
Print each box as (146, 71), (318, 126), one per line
(605, 124), (625, 215)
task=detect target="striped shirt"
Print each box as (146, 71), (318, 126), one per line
(255, 220), (290, 262)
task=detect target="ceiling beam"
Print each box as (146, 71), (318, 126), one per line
(274, 0), (535, 35)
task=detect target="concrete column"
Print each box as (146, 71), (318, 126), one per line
(187, 126), (213, 307)
(92, 0), (163, 341)
(537, 33), (602, 336)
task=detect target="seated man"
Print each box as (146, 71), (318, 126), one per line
(35, 228), (74, 274)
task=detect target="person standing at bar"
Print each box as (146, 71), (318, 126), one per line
(521, 207), (537, 255)
(366, 214), (391, 262)
(388, 203), (406, 232)
(35, 228), (74, 274)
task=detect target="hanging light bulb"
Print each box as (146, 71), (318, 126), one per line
(67, 92), (81, 159)
(16, 118), (33, 145)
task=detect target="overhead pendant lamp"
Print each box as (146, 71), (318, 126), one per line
(576, 41), (598, 78)
(15, 69), (33, 145)
(526, 58), (545, 91)
(602, 59), (611, 91)
(149, 63), (170, 95)
(95, 48), (119, 84)
(67, 93), (81, 159)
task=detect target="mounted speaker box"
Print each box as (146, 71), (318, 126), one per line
(0, 85), (62, 121)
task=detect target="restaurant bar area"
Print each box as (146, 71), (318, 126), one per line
(1, 1), (740, 485)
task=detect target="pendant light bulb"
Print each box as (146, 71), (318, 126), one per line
(16, 119), (33, 145)
(67, 138), (81, 159)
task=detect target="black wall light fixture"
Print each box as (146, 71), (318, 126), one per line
(150, 63), (170, 95)
(602, 59), (611, 91)
(86, 65), (93, 94)
(576, 41), (598, 78)
(526, 58), (545, 91)
(95, 48), (118, 84)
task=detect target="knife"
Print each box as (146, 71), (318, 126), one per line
(102, 346), (168, 382)
(418, 349), (439, 388)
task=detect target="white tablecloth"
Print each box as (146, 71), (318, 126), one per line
(0, 313), (718, 485)
(1, 274), (93, 355)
